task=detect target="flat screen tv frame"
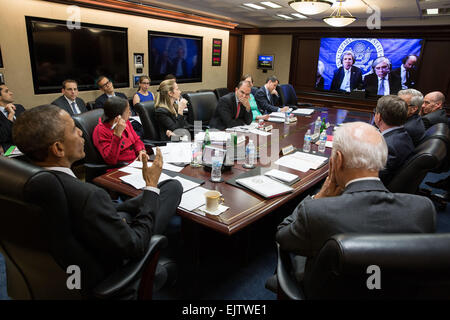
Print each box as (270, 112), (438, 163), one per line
(25, 16), (129, 94)
(148, 31), (203, 85)
(257, 54), (275, 70)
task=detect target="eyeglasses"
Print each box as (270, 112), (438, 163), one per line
(375, 66), (389, 70)
(141, 82), (150, 85)
(100, 80), (111, 88)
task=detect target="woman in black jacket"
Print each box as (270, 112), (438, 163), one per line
(154, 79), (188, 140)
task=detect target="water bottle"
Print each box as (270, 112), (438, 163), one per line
(318, 131), (327, 153)
(203, 129), (211, 150)
(244, 140), (256, 168)
(190, 138), (202, 167)
(303, 129), (311, 153)
(284, 111), (290, 124)
(211, 150), (222, 182)
(314, 117), (321, 135)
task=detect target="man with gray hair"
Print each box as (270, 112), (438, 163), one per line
(363, 56), (401, 96)
(330, 50), (363, 92)
(398, 88), (425, 145)
(421, 91), (448, 130)
(374, 95), (414, 185)
(276, 121), (436, 294)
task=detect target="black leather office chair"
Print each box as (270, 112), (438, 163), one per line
(196, 89), (214, 93)
(133, 101), (167, 146)
(387, 138), (447, 194)
(278, 84), (299, 108)
(0, 156), (168, 300)
(214, 87), (229, 100)
(273, 234), (450, 300)
(72, 109), (125, 182)
(184, 91), (218, 126)
(418, 123), (450, 173)
(85, 101), (95, 111)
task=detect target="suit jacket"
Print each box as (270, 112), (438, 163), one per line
(94, 92), (128, 110)
(392, 67), (417, 89)
(379, 127), (415, 185)
(421, 109), (448, 130)
(154, 106), (187, 141)
(52, 95), (87, 116)
(172, 58), (188, 78)
(363, 72), (402, 96)
(209, 92), (253, 130)
(254, 86), (281, 114)
(51, 170), (159, 290)
(330, 66), (363, 91)
(276, 179), (436, 294)
(0, 104), (25, 152)
(404, 114), (425, 146)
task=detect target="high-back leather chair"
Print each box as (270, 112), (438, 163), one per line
(275, 233), (450, 300)
(0, 156), (167, 299)
(184, 91), (218, 125)
(278, 84), (298, 108)
(417, 123), (450, 173)
(72, 109), (124, 182)
(214, 87), (229, 100)
(133, 101), (162, 142)
(387, 138), (447, 193)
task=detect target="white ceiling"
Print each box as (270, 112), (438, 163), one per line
(122, 0), (450, 28)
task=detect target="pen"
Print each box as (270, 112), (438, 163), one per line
(111, 122), (117, 130)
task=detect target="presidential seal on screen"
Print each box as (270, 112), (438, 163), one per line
(336, 38), (384, 76)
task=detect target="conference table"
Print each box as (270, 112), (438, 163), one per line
(93, 107), (372, 236)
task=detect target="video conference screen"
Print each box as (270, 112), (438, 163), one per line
(149, 31), (202, 84)
(316, 38), (424, 97)
(257, 55), (274, 70)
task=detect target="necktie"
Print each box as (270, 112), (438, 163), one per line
(235, 102), (241, 119)
(71, 102), (78, 114)
(378, 78), (385, 95)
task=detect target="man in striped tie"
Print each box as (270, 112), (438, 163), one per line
(51, 79), (88, 116)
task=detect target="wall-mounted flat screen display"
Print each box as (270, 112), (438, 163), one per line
(26, 17), (129, 94)
(257, 55), (274, 70)
(316, 38), (424, 97)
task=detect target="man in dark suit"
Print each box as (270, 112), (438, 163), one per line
(276, 121), (436, 295)
(94, 76), (128, 109)
(0, 82), (25, 154)
(421, 91), (448, 130)
(172, 47), (188, 79)
(363, 57), (401, 96)
(209, 80), (254, 130)
(398, 88), (425, 146)
(392, 54), (418, 89)
(51, 79), (87, 116)
(330, 50), (363, 92)
(374, 95), (415, 185)
(254, 76), (290, 114)
(12, 104), (183, 291)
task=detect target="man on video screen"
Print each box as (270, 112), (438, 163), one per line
(330, 50), (363, 92)
(363, 57), (401, 97)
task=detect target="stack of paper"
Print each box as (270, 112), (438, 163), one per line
(267, 117), (285, 123)
(128, 159), (185, 172)
(120, 172), (199, 192)
(292, 108), (315, 116)
(264, 169), (299, 184)
(179, 186), (209, 211)
(275, 152), (327, 172)
(152, 143), (192, 163)
(195, 131), (230, 142)
(236, 175), (293, 199)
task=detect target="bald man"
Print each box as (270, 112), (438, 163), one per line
(421, 91), (448, 130)
(276, 122), (436, 293)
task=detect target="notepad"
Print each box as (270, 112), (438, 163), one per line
(236, 175), (293, 199)
(179, 186), (209, 211)
(267, 117), (285, 123)
(264, 169), (300, 184)
(275, 152), (328, 172)
(292, 108), (315, 116)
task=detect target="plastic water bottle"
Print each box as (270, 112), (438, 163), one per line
(303, 129), (311, 153)
(314, 116), (321, 135)
(318, 131), (327, 153)
(284, 111), (290, 124)
(190, 138), (202, 167)
(245, 140), (256, 167)
(211, 150), (222, 182)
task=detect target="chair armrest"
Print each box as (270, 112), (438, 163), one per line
(276, 243), (305, 300)
(84, 162), (127, 170)
(92, 235), (168, 299)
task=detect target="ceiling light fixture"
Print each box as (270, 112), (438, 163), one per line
(323, 0), (356, 27)
(292, 13), (308, 19)
(426, 8), (439, 15)
(260, 1), (282, 8)
(243, 3), (266, 10)
(288, 0), (333, 15)
(277, 14), (294, 19)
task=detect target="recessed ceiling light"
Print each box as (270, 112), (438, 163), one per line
(260, 1), (282, 8)
(427, 8), (439, 15)
(243, 3), (266, 10)
(292, 13), (308, 19)
(277, 14), (294, 20)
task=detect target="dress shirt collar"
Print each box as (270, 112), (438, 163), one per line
(45, 166), (77, 178)
(64, 95), (75, 104)
(345, 177), (381, 188)
(381, 126), (403, 136)
(107, 93), (116, 98)
(378, 74), (389, 81)
(0, 106), (7, 118)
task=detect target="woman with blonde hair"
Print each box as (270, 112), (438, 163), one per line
(154, 79), (188, 140)
(132, 75), (155, 106)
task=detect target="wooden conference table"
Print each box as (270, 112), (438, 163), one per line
(93, 107), (372, 235)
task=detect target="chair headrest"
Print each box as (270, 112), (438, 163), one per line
(73, 109), (104, 136)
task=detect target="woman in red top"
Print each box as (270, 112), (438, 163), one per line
(93, 96), (148, 165)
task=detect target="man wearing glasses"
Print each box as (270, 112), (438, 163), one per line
(363, 57), (401, 97)
(94, 76), (128, 109)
